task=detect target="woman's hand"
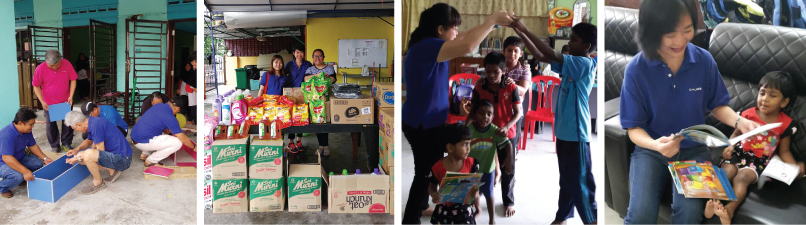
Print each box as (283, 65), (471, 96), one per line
(722, 145), (734, 159)
(656, 134), (682, 158)
(737, 117), (761, 134)
(488, 10), (514, 26)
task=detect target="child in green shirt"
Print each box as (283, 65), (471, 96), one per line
(468, 99), (513, 224)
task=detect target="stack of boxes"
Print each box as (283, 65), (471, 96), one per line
(210, 138), (250, 213)
(249, 138), (285, 212)
(374, 81), (395, 215)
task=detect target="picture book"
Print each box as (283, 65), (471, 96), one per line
(438, 172), (483, 205)
(675, 123), (781, 147)
(668, 161), (737, 201)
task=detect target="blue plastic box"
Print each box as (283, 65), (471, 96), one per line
(27, 155), (90, 203)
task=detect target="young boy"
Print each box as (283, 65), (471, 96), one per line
(511, 20), (598, 224)
(428, 123), (481, 224)
(468, 100), (513, 224)
(469, 51), (522, 217)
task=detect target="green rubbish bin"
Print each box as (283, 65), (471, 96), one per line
(235, 68), (248, 89)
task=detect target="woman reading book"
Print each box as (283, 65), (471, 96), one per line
(619, 0), (761, 223)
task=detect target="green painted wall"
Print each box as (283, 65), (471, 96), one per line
(33, 0), (63, 28)
(556, 0), (597, 26)
(1, 0), (21, 122)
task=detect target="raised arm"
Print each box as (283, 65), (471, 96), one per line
(511, 19), (563, 64)
(436, 11), (514, 62)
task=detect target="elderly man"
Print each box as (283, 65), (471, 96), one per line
(32, 49), (77, 153)
(0, 108), (54, 198)
(130, 98), (195, 167)
(65, 111), (132, 195)
(80, 102), (128, 140)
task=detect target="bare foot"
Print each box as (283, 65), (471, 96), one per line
(551, 219), (567, 225)
(714, 201), (732, 225)
(489, 218), (495, 224)
(505, 206), (516, 217)
(422, 207), (434, 216)
(474, 207), (482, 218)
(704, 199), (716, 218)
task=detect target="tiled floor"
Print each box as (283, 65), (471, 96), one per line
(401, 124), (603, 224)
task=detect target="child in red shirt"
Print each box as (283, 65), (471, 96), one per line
(709, 71), (806, 224)
(429, 124), (481, 224)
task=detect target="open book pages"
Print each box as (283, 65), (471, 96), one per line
(758, 155), (801, 188)
(676, 123), (782, 147)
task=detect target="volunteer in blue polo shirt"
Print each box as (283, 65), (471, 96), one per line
(80, 102), (128, 140)
(401, 3), (514, 223)
(65, 111), (133, 195)
(0, 108), (53, 198)
(620, 1), (760, 224)
(284, 43), (312, 150)
(130, 98), (195, 167)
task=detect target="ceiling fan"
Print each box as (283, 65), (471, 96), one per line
(256, 32), (267, 41)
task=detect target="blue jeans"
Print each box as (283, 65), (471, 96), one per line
(0, 155), (44, 193)
(97, 151), (131, 172)
(624, 145), (712, 224)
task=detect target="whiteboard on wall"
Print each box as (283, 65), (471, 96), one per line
(338, 39), (388, 68)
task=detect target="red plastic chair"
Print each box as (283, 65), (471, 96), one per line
(521, 76), (561, 151)
(447, 73), (481, 124)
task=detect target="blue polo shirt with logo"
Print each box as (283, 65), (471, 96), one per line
(620, 43), (730, 148)
(551, 54), (597, 142)
(285, 60), (312, 87)
(403, 37), (450, 129)
(0, 123), (36, 167)
(88, 117), (133, 157)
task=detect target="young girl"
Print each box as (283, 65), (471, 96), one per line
(707, 71), (806, 224)
(428, 123), (480, 224)
(258, 55), (289, 96)
(467, 100), (513, 224)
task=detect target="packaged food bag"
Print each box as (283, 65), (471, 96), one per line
(292, 103), (310, 126)
(309, 100), (327, 124)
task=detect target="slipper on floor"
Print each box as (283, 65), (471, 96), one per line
(104, 170), (122, 183)
(80, 181), (107, 195)
(144, 161), (165, 167)
(1, 191), (12, 198)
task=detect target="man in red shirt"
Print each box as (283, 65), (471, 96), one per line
(469, 51), (523, 215)
(32, 49), (77, 152)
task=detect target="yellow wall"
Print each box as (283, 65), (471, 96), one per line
(305, 17), (395, 91)
(224, 56), (259, 86)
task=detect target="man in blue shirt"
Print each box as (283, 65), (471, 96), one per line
(130, 99), (195, 167)
(510, 20), (598, 223)
(284, 43), (312, 88)
(0, 108), (54, 198)
(80, 102), (127, 140)
(65, 111), (133, 195)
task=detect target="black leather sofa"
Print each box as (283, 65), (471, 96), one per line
(604, 6), (806, 224)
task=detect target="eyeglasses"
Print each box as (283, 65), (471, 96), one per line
(313, 55), (324, 59)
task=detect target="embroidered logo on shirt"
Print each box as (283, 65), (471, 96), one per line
(689, 87), (702, 92)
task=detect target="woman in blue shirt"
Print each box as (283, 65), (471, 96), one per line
(303, 49), (336, 156)
(257, 55), (289, 96)
(620, 0), (760, 223)
(402, 2), (514, 223)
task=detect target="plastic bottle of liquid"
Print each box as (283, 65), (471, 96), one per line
(213, 98), (222, 124)
(342, 169), (348, 175)
(355, 169), (362, 175)
(372, 168), (381, 175)
(329, 172), (334, 176)
(221, 97), (232, 125)
(231, 95), (247, 125)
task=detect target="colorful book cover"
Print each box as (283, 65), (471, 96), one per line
(438, 172), (483, 205)
(667, 161), (737, 201)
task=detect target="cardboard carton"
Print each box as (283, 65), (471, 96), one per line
(379, 137), (394, 172)
(329, 95), (374, 124)
(379, 108), (394, 142)
(213, 179), (249, 213)
(390, 190), (395, 215)
(372, 82), (394, 108)
(249, 137), (284, 179)
(250, 178), (285, 212)
(328, 174), (390, 213)
(287, 164), (323, 212)
(211, 138), (248, 180)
